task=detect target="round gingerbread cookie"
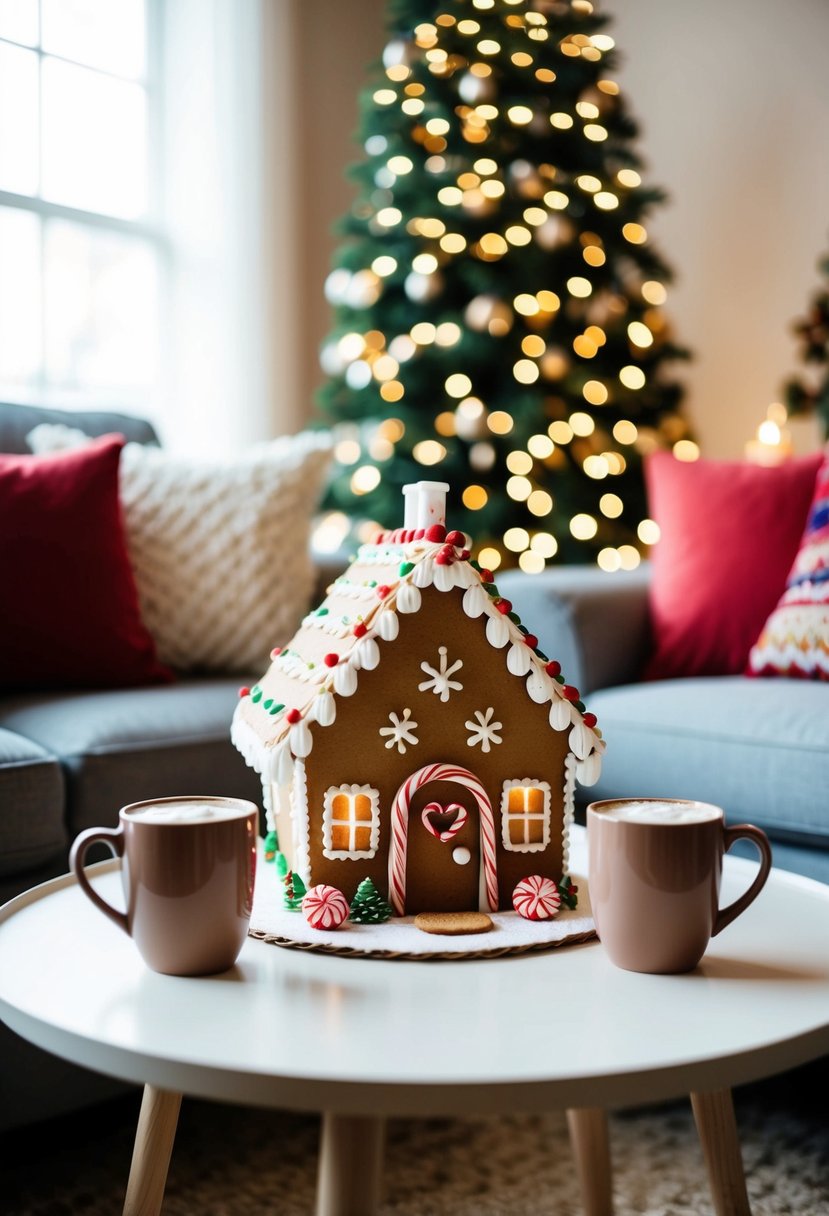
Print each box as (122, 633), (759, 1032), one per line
(414, 912), (493, 936)
(302, 884), (349, 931)
(512, 875), (562, 921)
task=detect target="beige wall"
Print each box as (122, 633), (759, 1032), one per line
(284, 0), (828, 457)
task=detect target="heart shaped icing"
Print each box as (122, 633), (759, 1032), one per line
(421, 801), (468, 842)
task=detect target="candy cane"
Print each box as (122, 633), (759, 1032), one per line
(388, 762), (499, 915)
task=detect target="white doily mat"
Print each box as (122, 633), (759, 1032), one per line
(249, 854), (596, 960)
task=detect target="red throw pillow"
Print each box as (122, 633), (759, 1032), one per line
(644, 450), (823, 680)
(0, 436), (172, 690)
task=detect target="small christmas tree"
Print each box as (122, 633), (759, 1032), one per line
(263, 830), (279, 862)
(349, 877), (393, 924)
(784, 245), (829, 437)
(283, 870), (307, 912)
(318, 0), (691, 570)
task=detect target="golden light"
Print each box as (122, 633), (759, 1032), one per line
(544, 189), (570, 208)
(598, 79), (619, 95)
(478, 232), (508, 257)
(536, 66), (556, 81)
(372, 255), (397, 277)
(584, 124), (608, 141)
(506, 450), (533, 475)
(576, 175), (601, 194)
(435, 411), (456, 436)
(514, 293), (540, 316)
(758, 419), (781, 445)
(506, 225), (532, 245)
(411, 321), (436, 344)
(576, 100), (600, 119)
(570, 513), (598, 540)
(585, 324), (606, 345)
(768, 401), (788, 425)
(402, 98), (424, 116)
(477, 38), (501, 55)
(469, 62), (491, 77)
(583, 380), (608, 405)
(458, 396), (485, 420)
(369, 435), (393, 460)
(600, 493), (623, 518)
(435, 321), (462, 345)
(376, 206), (403, 227)
(351, 465), (381, 494)
(440, 233), (466, 254)
(584, 455), (610, 479)
(673, 439), (700, 462)
(513, 359), (540, 384)
(522, 335), (546, 358)
(622, 222), (647, 244)
(617, 168), (641, 188)
(528, 433), (554, 458)
(537, 290), (561, 312)
(569, 412), (595, 436)
(425, 118), (450, 136)
(506, 475), (532, 501)
(386, 65), (410, 82)
(603, 450), (626, 474)
(619, 365), (646, 390)
(597, 547), (621, 572)
(531, 532), (558, 558)
(504, 527), (531, 552)
(413, 440), (447, 465)
(313, 511), (351, 555)
(519, 551), (545, 573)
(488, 411), (514, 435)
(335, 439), (361, 465)
(613, 419), (638, 445)
(417, 217), (446, 237)
(512, 51), (533, 67)
(642, 280), (667, 305)
(523, 206), (547, 226)
(527, 490), (553, 516)
(548, 420), (574, 444)
(378, 417), (405, 442)
(638, 519), (661, 545)
(594, 192), (619, 210)
(583, 246), (606, 267)
(627, 321), (654, 348)
(457, 18), (480, 34)
(508, 104), (533, 125)
(364, 329), (385, 350)
(474, 157), (498, 174)
(592, 34), (615, 51)
(437, 186), (463, 205)
(380, 381), (404, 402)
(372, 354), (399, 381)
(388, 155), (413, 175)
(478, 546), (501, 571)
(618, 545), (641, 570)
(446, 373), (473, 398)
(337, 332), (365, 361)
(373, 89), (396, 106)
(463, 484), (489, 510)
(480, 179), (506, 198)
(567, 276), (593, 298)
(412, 253), (438, 274)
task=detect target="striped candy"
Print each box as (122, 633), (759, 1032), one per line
(512, 875), (562, 921)
(302, 884), (349, 930)
(389, 762), (498, 915)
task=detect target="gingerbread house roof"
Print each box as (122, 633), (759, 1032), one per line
(231, 502), (605, 793)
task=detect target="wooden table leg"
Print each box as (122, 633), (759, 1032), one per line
(123, 1085), (182, 1216)
(566, 1107), (614, 1216)
(316, 1112), (385, 1216)
(691, 1089), (751, 1216)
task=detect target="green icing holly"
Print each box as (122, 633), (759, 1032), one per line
(263, 831), (279, 861)
(558, 875), (579, 911)
(399, 561), (414, 576)
(316, 607), (329, 616)
(268, 702), (285, 716)
(251, 686), (263, 703)
(349, 877), (392, 924)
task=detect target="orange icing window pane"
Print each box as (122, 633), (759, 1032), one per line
(353, 794), (373, 821)
(508, 818), (527, 846)
(354, 826), (372, 851)
(331, 793), (351, 820)
(527, 817), (545, 844)
(331, 824), (352, 852)
(323, 785), (380, 859)
(508, 786), (544, 814)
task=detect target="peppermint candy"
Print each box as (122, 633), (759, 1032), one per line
(512, 875), (562, 921)
(302, 884), (349, 931)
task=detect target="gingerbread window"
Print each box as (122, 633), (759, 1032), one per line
(322, 785), (380, 860)
(500, 779), (551, 853)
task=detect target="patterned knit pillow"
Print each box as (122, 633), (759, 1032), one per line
(28, 425), (333, 673)
(748, 448), (829, 680)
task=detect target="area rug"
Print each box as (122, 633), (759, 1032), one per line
(2, 1062), (826, 1214)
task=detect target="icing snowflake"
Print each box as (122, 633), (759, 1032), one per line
(465, 707), (503, 754)
(419, 646), (464, 703)
(379, 708), (419, 754)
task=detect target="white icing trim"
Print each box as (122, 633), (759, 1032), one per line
(378, 610), (399, 641)
(576, 752), (602, 787)
(300, 611), (352, 638)
(500, 779), (552, 853)
(462, 583), (487, 618)
(291, 761), (311, 883)
(506, 641), (533, 676)
(412, 559), (433, 589)
(326, 579), (381, 601)
(312, 689), (336, 727)
(486, 613), (510, 648)
(322, 784), (381, 860)
(433, 561), (455, 593)
(355, 636), (380, 670)
(262, 776), (275, 833)
(563, 753), (577, 874)
(526, 667), (551, 704)
(289, 718), (313, 759)
(568, 721), (594, 761)
(549, 698), (572, 731)
(396, 582), (422, 613)
(273, 740), (295, 785)
(333, 662), (359, 696)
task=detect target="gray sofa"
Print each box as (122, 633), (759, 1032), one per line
(0, 402), (336, 1130)
(498, 565), (829, 886)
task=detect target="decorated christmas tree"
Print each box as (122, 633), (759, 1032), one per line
(317, 0), (691, 570)
(784, 244), (829, 437)
(282, 870), (307, 912)
(349, 876), (393, 923)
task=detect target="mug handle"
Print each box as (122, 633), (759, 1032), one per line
(69, 826), (129, 934)
(713, 824), (772, 936)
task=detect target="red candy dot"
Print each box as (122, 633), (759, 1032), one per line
(425, 524), (447, 543)
(545, 660), (561, 677)
(446, 529), (465, 547)
(480, 568), (494, 583)
(435, 552), (449, 565)
(523, 634), (538, 648)
(323, 653), (339, 667)
(270, 646), (282, 659)
(286, 708), (301, 724)
(583, 712), (597, 728)
(377, 584), (391, 599)
(460, 548), (471, 560)
(563, 685), (580, 702)
(238, 686), (250, 698)
(353, 622), (368, 638)
(495, 598), (513, 615)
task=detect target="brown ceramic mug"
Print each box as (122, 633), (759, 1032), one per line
(69, 796), (258, 976)
(587, 798), (772, 974)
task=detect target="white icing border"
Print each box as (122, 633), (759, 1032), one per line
(500, 779), (552, 853)
(322, 784), (381, 861)
(291, 760), (311, 883)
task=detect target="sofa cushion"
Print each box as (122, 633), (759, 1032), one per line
(584, 677), (829, 847)
(0, 400), (159, 454)
(0, 680), (263, 837)
(0, 729), (65, 877)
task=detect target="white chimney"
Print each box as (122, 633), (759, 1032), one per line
(410, 480), (449, 529)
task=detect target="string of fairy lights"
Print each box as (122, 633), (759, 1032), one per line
(318, 0), (696, 572)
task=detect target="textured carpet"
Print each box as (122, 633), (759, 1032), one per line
(2, 1061), (826, 1215)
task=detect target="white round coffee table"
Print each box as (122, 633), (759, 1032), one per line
(0, 828), (827, 1216)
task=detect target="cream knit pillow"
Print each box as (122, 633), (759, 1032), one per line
(28, 424), (333, 673)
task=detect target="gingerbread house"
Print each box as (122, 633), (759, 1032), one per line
(231, 481), (604, 916)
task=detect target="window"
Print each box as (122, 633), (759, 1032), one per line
(0, 0), (161, 409)
(501, 779), (552, 852)
(323, 785), (381, 860)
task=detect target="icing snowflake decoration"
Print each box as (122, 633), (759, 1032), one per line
(465, 707), (503, 753)
(379, 708), (419, 754)
(419, 646), (463, 703)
